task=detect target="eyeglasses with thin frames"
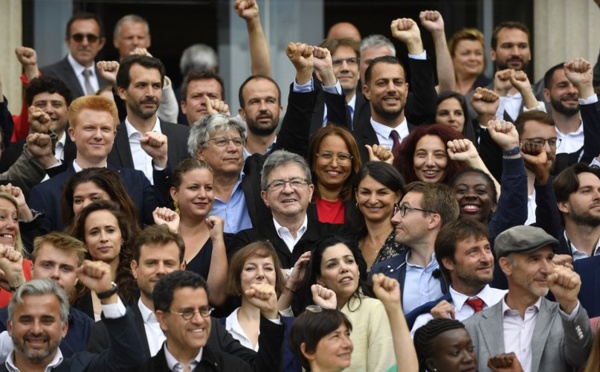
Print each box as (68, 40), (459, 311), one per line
(394, 204), (437, 217)
(202, 137), (244, 148)
(71, 33), (100, 43)
(316, 151), (353, 165)
(522, 137), (561, 149)
(168, 306), (214, 320)
(266, 178), (309, 192)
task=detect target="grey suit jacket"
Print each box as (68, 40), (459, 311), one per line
(464, 298), (593, 372)
(40, 56), (107, 99)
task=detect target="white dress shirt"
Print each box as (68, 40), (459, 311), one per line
(67, 53), (100, 94)
(370, 118), (409, 149)
(273, 215), (308, 253)
(164, 343), (202, 372)
(124, 117), (162, 184)
(225, 307), (259, 351)
(138, 298), (165, 356)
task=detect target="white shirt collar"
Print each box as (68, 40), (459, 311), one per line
(72, 159), (108, 172)
(67, 53), (93, 73)
(6, 348), (63, 372)
(450, 285), (506, 312)
(502, 295), (542, 315)
(164, 343), (203, 371)
(370, 117), (409, 141)
(347, 94), (357, 111)
(273, 214), (308, 239)
(124, 116), (162, 139)
(138, 298), (158, 323)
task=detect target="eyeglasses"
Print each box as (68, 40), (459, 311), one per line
(332, 57), (359, 67)
(168, 306), (214, 320)
(316, 151), (353, 165)
(202, 137), (244, 148)
(266, 178), (309, 191)
(395, 204), (437, 217)
(522, 137), (561, 149)
(71, 33), (100, 43)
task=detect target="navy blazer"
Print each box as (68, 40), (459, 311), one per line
(574, 255), (600, 318)
(40, 56), (108, 99)
(29, 163), (170, 233)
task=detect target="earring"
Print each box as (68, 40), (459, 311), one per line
(174, 200), (180, 215)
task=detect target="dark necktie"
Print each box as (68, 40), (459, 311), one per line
(465, 297), (484, 313)
(390, 130), (401, 155)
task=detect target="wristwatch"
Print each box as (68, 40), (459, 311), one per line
(96, 282), (118, 300)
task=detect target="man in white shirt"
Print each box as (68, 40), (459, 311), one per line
(464, 225), (593, 372)
(112, 55), (190, 183)
(40, 13), (108, 99)
(409, 219), (506, 336)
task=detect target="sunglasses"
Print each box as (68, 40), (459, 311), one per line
(71, 33), (100, 43)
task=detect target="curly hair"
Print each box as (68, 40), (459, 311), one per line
(414, 318), (468, 372)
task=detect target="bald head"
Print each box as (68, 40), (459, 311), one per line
(327, 22), (361, 42)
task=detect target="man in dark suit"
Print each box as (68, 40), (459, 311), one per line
(0, 232), (93, 357)
(110, 55), (190, 183)
(0, 262), (143, 372)
(88, 225), (284, 371)
(40, 13), (108, 99)
(134, 270), (280, 371)
(0, 76), (76, 176)
(464, 225), (593, 372)
(29, 95), (170, 233)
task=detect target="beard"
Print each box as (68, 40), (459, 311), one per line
(571, 210), (600, 227)
(496, 58), (530, 72)
(371, 99), (404, 122)
(246, 116), (278, 136)
(13, 332), (61, 364)
(550, 97), (579, 117)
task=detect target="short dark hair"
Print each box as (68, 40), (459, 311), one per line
(543, 62), (566, 90)
(153, 270), (209, 313)
(25, 75), (73, 107)
(491, 21), (530, 50)
(405, 182), (460, 228)
(553, 163), (600, 204)
(436, 91), (474, 141)
(116, 55), (166, 90)
(435, 219), (489, 281)
(133, 225), (185, 263)
(289, 309), (352, 371)
(66, 12), (105, 39)
(514, 110), (555, 137)
(227, 241), (286, 297)
(450, 168), (498, 204)
(414, 318), (466, 372)
(238, 75), (281, 109)
(364, 55), (404, 85)
(181, 70), (225, 102)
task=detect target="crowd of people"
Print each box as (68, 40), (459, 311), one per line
(1, 0), (600, 371)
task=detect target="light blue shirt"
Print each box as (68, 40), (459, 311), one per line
(210, 171), (252, 234)
(403, 252), (443, 313)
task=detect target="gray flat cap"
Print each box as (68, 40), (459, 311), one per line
(494, 225), (559, 258)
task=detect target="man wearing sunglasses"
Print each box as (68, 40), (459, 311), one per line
(370, 182), (459, 313)
(41, 13), (108, 99)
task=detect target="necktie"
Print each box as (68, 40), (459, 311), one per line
(465, 297), (485, 313)
(390, 130), (401, 154)
(346, 105), (354, 131)
(82, 69), (95, 95)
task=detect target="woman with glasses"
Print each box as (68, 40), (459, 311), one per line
(72, 200), (136, 320)
(349, 162), (406, 271)
(225, 241), (301, 371)
(153, 158), (229, 307)
(291, 236), (395, 372)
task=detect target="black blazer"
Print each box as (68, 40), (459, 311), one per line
(108, 120), (191, 171)
(40, 56), (108, 99)
(134, 345), (251, 372)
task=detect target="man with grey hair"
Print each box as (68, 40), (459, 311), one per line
(179, 44), (218, 77)
(464, 225), (593, 372)
(1, 260), (143, 371)
(228, 150), (360, 269)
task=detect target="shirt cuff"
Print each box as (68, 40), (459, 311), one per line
(47, 159), (63, 169)
(590, 157), (600, 168)
(293, 79), (313, 93)
(559, 301), (580, 321)
(579, 94), (598, 105)
(101, 297), (127, 319)
(266, 316), (282, 325)
(279, 307), (294, 317)
(153, 163), (167, 171)
(522, 101), (547, 113)
(408, 51), (427, 60)
(322, 81), (342, 95)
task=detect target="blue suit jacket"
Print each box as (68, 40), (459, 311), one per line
(574, 255), (600, 318)
(29, 163), (170, 233)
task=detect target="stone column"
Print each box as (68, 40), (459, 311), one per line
(0, 0), (22, 114)
(534, 0), (600, 81)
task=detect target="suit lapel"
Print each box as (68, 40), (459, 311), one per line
(479, 302), (505, 356)
(132, 303), (152, 359)
(530, 299), (556, 372)
(113, 123), (135, 168)
(61, 58), (85, 97)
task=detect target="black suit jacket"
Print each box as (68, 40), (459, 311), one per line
(134, 345), (251, 372)
(108, 120), (191, 171)
(40, 56), (108, 99)
(89, 301), (284, 372)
